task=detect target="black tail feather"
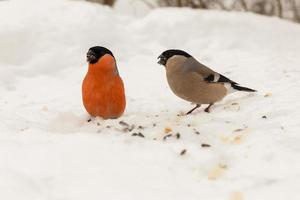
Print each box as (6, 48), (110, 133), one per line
(232, 84), (256, 92)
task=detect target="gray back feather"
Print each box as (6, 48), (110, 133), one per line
(183, 57), (215, 78)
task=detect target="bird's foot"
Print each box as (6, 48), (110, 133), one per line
(204, 104), (213, 113)
(186, 104), (201, 115)
(204, 108), (210, 113)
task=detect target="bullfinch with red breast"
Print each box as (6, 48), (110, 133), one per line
(82, 46), (126, 119)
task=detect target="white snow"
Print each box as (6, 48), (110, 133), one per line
(0, 0), (300, 199)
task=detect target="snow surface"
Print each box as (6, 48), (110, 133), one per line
(0, 0), (300, 199)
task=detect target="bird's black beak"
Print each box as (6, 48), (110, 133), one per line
(87, 50), (97, 63)
(157, 54), (166, 66)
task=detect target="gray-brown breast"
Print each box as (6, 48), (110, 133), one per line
(165, 56), (227, 104)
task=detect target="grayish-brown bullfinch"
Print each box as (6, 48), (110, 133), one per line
(157, 49), (256, 114)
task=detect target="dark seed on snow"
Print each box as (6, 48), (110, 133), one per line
(106, 125), (111, 128)
(87, 119), (92, 122)
(201, 143), (211, 148)
(97, 122), (100, 126)
(175, 133), (181, 139)
(233, 128), (243, 132)
(138, 132), (144, 137)
(119, 121), (129, 127)
(132, 132), (144, 138)
(262, 115), (267, 119)
(163, 134), (172, 140)
(180, 149), (187, 155)
(138, 125), (145, 130)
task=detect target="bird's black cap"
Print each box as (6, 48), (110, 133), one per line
(157, 49), (191, 66)
(87, 46), (114, 64)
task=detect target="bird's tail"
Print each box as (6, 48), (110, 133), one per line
(232, 84), (256, 92)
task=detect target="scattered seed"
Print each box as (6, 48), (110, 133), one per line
(119, 121), (129, 127)
(233, 135), (243, 144)
(138, 125), (145, 130)
(132, 132), (144, 138)
(138, 132), (145, 137)
(180, 149), (187, 155)
(87, 119), (92, 122)
(193, 129), (200, 135)
(201, 143), (211, 148)
(97, 122), (100, 126)
(233, 128), (243, 132)
(153, 123), (156, 127)
(262, 115), (267, 119)
(163, 134), (172, 140)
(164, 127), (172, 134)
(231, 102), (239, 105)
(106, 125), (111, 128)
(175, 133), (181, 139)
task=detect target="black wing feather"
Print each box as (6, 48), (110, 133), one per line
(204, 73), (256, 92)
(204, 73), (237, 85)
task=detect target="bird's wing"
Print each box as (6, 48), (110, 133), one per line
(183, 57), (215, 78)
(204, 73), (237, 85)
(184, 57), (238, 85)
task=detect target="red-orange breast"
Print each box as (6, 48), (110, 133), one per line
(82, 46), (126, 119)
